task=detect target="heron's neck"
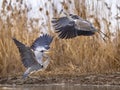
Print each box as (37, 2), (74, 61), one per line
(43, 55), (50, 69)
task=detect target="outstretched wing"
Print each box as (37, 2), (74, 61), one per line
(75, 20), (96, 31)
(69, 14), (97, 32)
(52, 14), (96, 39)
(13, 38), (38, 68)
(31, 34), (53, 64)
(52, 17), (77, 39)
(31, 34), (53, 51)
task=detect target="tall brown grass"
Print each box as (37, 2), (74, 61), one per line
(0, 0), (120, 77)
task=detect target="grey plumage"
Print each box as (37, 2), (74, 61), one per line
(13, 38), (38, 68)
(52, 14), (97, 39)
(13, 34), (53, 79)
(31, 34), (53, 50)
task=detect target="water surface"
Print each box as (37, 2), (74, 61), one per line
(1, 84), (120, 90)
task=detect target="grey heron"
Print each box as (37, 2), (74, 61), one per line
(52, 11), (108, 39)
(13, 34), (53, 79)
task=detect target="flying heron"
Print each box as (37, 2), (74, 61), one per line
(52, 11), (108, 39)
(13, 34), (53, 79)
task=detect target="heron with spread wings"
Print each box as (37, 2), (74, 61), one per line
(13, 34), (53, 79)
(52, 11), (108, 39)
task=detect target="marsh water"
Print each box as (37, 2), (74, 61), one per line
(0, 84), (120, 90)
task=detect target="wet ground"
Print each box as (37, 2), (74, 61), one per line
(1, 84), (120, 90)
(0, 72), (120, 85)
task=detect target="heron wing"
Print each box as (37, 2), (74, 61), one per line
(31, 34), (53, 64)
(52, 17), (77, 39)
(31, 34), (53, 51)
(13, 38), (38, 68)
(75, 20), (95, 31)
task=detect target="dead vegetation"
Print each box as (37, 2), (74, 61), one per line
(0, 0), (120, 77)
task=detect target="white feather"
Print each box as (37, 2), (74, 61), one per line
(34, 50), (43, 64)
(35, 46), (47, 51)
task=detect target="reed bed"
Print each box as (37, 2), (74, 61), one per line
(0, 0), (120, 77)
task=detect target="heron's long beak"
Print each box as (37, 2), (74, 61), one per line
(44, 51), (50, 54)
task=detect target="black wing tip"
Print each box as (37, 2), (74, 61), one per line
(58, 31), (77, 39)
(31, 34), (53, 50)
(58, 36), (76, 39)
(42, 34), (54, 45)
(51, 17), (65, 24)
(12, 37), (16, 41)
(12, 37), (20, 43)
(52, 18), (57, 20)
(41, 33), (54, 40)
(12, 38), (19, 43)
(12, 38), (26, 48)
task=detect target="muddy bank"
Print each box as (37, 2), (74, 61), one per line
(0, 72), (120, 85)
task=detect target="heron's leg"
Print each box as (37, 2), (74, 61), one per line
(97, 30), (110, 42)
(99, 30), (109, 38)
(22, 67), (36, 79)
(22, 68), (31, 79)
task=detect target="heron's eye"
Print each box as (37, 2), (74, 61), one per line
(41, 50), (44, 52)
(69, 14), (72, 16)
(41, 65), (43, 68)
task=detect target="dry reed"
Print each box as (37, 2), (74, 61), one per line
(0, 0), (120, 77)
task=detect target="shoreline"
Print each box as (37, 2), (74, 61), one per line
(0, 72), (120, 85)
